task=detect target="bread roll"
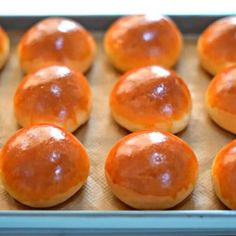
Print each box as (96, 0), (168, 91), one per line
(206, 65), (236, 134)
(104, 15), (182, 72)
(0, 26), (10, 70)
(198, 16), (236, 75)
(105, 130), (198, 209)
(0, 124), (90, 208)
(18, 18), (96, 74)
(14, 65), (92, 132)
(110, 65), (192, 133)
(212, 140), (236, 209)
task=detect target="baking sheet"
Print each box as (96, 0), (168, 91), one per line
(0, 30), (234, 210)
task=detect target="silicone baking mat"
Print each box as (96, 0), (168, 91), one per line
(0, 31), (232, 210)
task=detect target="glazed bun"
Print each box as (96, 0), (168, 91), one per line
(110, 65), (192, 133)
(104, 15), (182, 72)
(14, 65), (92, 132)
(206, 65), (236, 134)
(105, 130), (198, 209)
(0, 26), (10, 70)
(0, 124), (90, 208)
(18, 18), (96, 74)
(198, 16), (236, 75)
(212, 140), (236, 209)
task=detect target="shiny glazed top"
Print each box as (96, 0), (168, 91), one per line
(14, 65), (92, 130)
(105, 130), (198, 197)
(206, 66), (236, 113)
(0, 26), (7, 54)
(18, 18), (96, 73)
(104, 15), (182, 71)
(212, 140), (236, 209)
(110, 66), (192, 125)
(0, 124), (90, 201)
(198, 17), (236, 72)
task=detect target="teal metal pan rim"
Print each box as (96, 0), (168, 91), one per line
(0, 210), (236, 231)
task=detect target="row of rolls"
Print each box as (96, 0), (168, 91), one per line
(0, 15), (236, 209)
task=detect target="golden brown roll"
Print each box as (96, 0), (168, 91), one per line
(109, 65), (192, 133)
(206, 65), (236, 134)
(105, 130), (198, 209)
(0, 26), (10, 70)
(198, 16), (236, 75)
(14, 65), (92, 132)
(212, 140), (236, 209)
(0, 124), (90, 208)
(104, 15), (182, 72)
(18, 18), (96, 74)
